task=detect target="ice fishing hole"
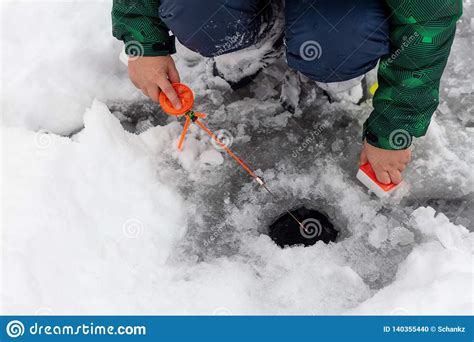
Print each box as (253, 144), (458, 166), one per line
(269, 206), (338, 248)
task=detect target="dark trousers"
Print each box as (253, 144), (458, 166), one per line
(159, 0), (390, 82)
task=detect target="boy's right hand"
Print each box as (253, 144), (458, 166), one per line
(128, 55), (182, 110)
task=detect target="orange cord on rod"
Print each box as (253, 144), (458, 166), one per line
(194, 120), (258, 179)
(159, 83), (258, 180)
(158, 83), (309, 233)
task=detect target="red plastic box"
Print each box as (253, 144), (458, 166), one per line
(356, 163), (400, 198)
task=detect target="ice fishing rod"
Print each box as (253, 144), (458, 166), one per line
(159, 83), (309, 233)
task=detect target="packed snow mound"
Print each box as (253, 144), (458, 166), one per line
(351, 207), (473, 315)
(1, 1), (137, 134)
(1, 101), (186, 312)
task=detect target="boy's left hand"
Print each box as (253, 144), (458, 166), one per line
(359, 140), (411, 185)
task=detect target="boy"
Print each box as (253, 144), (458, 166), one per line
(112, 0), (462, 185)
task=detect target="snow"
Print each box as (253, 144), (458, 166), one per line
(199, 150), (224, 167)
(351, 208), (473, 315)
(1, 101), (187, 312)
(1, 0), (138, 134)
(1, 0), (473, 315)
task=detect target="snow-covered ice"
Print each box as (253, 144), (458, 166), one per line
(1, 0), (473, 315)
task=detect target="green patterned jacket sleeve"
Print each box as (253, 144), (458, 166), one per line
(363, 0), (462, 150)
(112, 0), (175, 56)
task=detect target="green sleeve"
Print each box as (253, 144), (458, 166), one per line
(112, 0), (175, 57)
(363, 0), (462, 150)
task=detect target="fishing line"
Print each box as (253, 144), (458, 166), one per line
(159, 83), (309, 233)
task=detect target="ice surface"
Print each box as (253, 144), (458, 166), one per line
(1, 0), (473, 315)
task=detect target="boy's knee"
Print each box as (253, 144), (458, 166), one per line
(285, 0), (389, 82)
(159, 0), (264, 57)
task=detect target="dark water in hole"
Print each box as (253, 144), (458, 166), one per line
(269, 206), (338, 248)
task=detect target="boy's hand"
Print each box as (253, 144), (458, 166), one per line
(359, 140), (411, 185)
(128, 55), (182, 109)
